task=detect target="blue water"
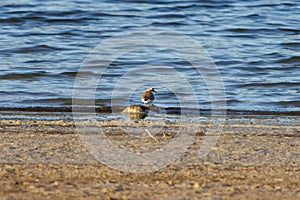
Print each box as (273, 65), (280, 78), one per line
(1, 0), (300, 113)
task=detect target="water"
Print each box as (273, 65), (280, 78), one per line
(1, 0), (300, 115)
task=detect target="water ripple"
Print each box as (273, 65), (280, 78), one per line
(0, 0), (299, 112)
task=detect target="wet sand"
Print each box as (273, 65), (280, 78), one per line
(0, 118), (299, 199)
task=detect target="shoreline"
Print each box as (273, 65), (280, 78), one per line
(0, 118), (299, 199)
(1, 106), (300, 116)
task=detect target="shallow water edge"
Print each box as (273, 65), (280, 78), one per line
(0, 106), (300, 122)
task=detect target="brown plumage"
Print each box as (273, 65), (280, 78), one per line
(122, 104), (152, 119)
(122, 104), (152, 113)
(141, 88), (156, 105)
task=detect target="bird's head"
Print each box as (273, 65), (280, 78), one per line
(146, 88), (156, 92)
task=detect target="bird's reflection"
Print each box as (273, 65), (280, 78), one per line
(127, 112), (148, 119)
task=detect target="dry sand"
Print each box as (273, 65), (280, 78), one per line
(0, 117), (299, 199)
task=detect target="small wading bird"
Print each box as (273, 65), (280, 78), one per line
(122, 104), (152, 113)
(141, 88), (156, 105)
(122, 104), (157, 140)
(122, 88), (159, 141)
(122, 104), (152, 119)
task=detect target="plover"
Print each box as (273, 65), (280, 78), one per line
(122, 104), (152, 119)
(122, 104), (152, 113)
(141, 88), (156, 105)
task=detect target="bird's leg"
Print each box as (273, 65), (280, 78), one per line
(144, 129), (158, 142)
(162, 132), (167, 139)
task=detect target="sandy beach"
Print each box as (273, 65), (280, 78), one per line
(0, 117), (299, 199)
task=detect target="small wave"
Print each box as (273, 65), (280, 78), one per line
(28, 30), (81, 37)
(0, 71), (85, 80)
(280, 42), (300, 48)
(150, 21), (187, 27)
(146, 13), (187, 19)
(278, 28), (300, 34)
(0, 72), (48, 80)
(108, 0), (175, 4)
(0, 10), (103, 24)
(222, 34), (256, 39)
(239, 82), (300, 88)
(224, 28), (255, 33)
(277, 56), (300, 64)
(242, 65), (297, 72)
(60, 71), (99, 78)
(215, 60), (243, 66)
(277, 101), (300, 107)
(3, 44), (68, 54)
(18, 98), (112, 107)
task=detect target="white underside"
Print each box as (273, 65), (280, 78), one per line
(141, 98), (152, 104)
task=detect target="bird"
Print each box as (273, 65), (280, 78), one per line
(122, 104), (152, 113)
(141, 88), (156, 105)
(122, 104), (152, 119)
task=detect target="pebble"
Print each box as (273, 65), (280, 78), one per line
(52, 181), (60, 186)
(193, 182), (200, 189)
